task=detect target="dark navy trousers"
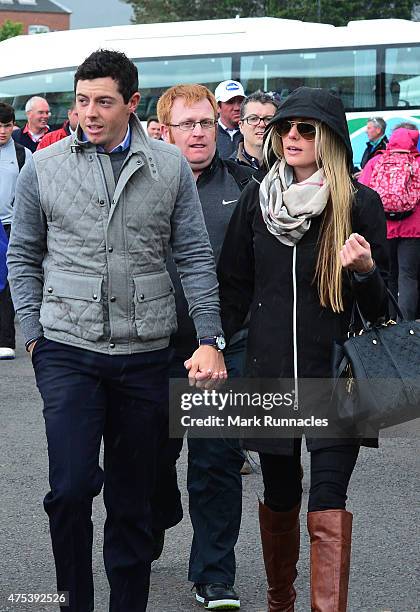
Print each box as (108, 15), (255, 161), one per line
(161, 337), (246, 586)
(187, 436), (244, 585)
(32, 338), (171, 612)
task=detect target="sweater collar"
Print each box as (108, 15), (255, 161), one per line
(79, 124), (131, 153)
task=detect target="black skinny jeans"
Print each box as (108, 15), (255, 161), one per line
(259, 440), (359, 513)
(388, 237), (420, 320)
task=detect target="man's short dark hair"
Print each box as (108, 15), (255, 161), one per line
(147, 115), (159, 127)
(74, 49), (138, 104)
(0, 102), (15, 124)
(240, 90), (280, 119)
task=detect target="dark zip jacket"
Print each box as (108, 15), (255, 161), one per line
(360, 135), (388, 169)
(216, 122), (243, 160)
(167, 153), (255, 355)
(218, 87), (389, 454)
(12, 125), (49, 153)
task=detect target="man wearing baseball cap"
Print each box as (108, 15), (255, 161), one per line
(215, 80), (245, 159)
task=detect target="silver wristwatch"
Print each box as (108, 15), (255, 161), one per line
(198, 335), (226, 351)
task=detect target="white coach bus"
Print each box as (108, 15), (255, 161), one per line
(0, 17), (419, 164)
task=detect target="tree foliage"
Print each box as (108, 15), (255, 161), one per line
(267, 0), (415, 26)
(122, 0), (416, 25)
(0, 19), (23, 42)
(121, 0), (263, 24)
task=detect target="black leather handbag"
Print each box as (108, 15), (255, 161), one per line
(332, 290), (420, 432)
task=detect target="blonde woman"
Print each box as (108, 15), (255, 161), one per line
(217, 87), (389, 611)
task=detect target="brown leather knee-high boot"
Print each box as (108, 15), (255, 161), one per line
(307, 509), (353, 612)
(259, 501), (301, 612)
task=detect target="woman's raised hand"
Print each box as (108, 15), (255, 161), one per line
(340, 233), (375, 274)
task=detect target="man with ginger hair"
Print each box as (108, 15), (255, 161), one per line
(156, 84), (255, 610)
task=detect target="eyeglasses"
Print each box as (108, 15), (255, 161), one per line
(277, 120), (317, 140)
(241, 115), (274, 126)
(169, 119), (216, 131)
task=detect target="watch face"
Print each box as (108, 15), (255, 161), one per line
(216, 336), (226, 350)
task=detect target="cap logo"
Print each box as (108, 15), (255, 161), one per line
(226, 82), (240, 91)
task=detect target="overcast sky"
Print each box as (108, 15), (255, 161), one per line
(62, 0), (133, 30)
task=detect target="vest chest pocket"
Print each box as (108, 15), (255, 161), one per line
(133, 270), (177, 341)
(40, 270), (104, 341)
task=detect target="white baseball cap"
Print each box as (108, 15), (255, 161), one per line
(215, 80), (245, 103)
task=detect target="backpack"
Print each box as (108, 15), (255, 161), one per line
(369, 150), (420, 220)
(14, 141), (26, 172)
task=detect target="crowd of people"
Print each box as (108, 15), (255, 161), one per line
(0, 48), (419, 612)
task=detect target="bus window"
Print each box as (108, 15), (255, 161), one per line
(0, 55), (232, 125)
(240, 48), (376, 110)
(133, 55), (232, 119)
(386, 46), (420, 108)
(0, 69), (75, 127)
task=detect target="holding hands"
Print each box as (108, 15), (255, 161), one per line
(340, 233), (374, 274)
(184, 345), (228, 388)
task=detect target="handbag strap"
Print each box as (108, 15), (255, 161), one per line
(384, 288), (405, 321)
(350, 287), (404, 334)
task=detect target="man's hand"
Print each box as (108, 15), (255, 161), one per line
(340, 233), (375, 274)
(184, 345), (228, 388)
(27, 340), (37, 356)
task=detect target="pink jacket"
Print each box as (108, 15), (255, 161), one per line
(359, 128), (420, 239)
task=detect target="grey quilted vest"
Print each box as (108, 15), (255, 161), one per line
(34, 115), (182, 354)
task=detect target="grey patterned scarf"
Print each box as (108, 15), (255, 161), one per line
(259, 159), (330, 246)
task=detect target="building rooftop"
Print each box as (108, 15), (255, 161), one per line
(0, 0), (71, 14)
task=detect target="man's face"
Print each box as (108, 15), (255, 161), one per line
(67, 107), (79, 131)
(147, 120), (161, 139)
(27, 99), (50, 134)
(366, 121), (382, 141)
(218, 96), (244, 129)
(75, 77), (140, 152)
(239, 101), (277, 153)
(161, 97), (216, 176)
(0, 120), (14, 145)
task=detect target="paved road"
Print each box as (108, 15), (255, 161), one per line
(0, 330), (418, 612)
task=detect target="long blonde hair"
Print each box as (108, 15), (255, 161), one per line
(263, 121), (355, 313)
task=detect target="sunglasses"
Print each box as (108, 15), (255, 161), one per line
(277, 120), (317, 140)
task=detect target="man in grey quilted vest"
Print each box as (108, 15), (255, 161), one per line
(7, 50), (227, 612)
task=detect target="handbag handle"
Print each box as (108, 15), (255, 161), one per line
(349, 287), (404, 334)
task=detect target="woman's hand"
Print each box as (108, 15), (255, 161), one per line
(340, 233), (375, 274)
(184, 345), (228, 389)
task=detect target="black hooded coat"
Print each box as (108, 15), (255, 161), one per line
(217, 87), (389, 455)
